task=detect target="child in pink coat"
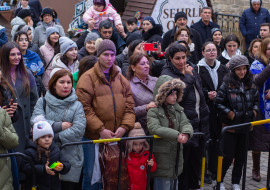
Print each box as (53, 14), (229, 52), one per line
(83, 0), (126, 38)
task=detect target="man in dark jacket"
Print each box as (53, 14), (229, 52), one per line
(162, 11), (203, 59)
(191, 7), (220, 44)
(239, 0), (270, 49)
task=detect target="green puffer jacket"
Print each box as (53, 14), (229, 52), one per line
(0, 108), (19, 190)
(147, 75), (193, 179)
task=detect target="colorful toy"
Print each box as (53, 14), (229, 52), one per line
(50, 161), (63, 169)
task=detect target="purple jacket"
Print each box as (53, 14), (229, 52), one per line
(129, 75), (157, 132)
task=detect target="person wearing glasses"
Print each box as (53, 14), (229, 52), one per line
(195, 41), (228, 184)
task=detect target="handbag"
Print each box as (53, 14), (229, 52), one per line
(99, 142), (129, 190)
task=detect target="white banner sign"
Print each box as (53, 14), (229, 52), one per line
(151, 0), (207, 33)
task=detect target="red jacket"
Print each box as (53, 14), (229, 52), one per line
(126, 150), (157, 190)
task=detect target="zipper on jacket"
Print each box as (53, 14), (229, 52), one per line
(109, 85), (117, 132)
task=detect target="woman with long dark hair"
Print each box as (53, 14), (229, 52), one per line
(215, 55), (259, 190)
(0, 42), (38, 167)
(40, 27), (61, 90)
(218, 34), (241, 65)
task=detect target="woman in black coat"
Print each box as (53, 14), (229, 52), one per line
(215, 55), (259, 189)
(161, 42), (209, 190)
(142, 16), (163, 43)
(195, 41), (228, 181)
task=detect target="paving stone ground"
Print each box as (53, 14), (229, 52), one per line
(204, 151), (269, 190)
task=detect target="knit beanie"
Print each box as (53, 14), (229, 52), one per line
(17, 9), (31, 19)
(46, 27), (59, 39)
(84, 32), (100, 45)
(251, 0), (260, 3)
(127, 122), (149, 156)
(143, 16), (156, 26)
(228, 55), (249, 71)
(41, 7), (54, 18)
(33, 120), (54, 142)
(211, 27), (222, 37)
(175, 12), (187, 22)
(93, 0), (105, 7)
(96, 39), (116, 57)
(59, 37), (77, 55)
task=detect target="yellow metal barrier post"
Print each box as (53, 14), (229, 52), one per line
(215, 119), (270, 190)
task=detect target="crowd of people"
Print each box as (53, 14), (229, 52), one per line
(0, 0), (270, 190)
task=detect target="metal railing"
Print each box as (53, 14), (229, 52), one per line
(216, 119), (270, 190)
(0, 152), (37, 190)
(62, 132), (206, 190)
(215, 12), (245, 52)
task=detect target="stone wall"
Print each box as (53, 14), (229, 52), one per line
(212, 0), (270, 16)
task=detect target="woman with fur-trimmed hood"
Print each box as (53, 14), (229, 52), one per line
(147, 75), (193, 190)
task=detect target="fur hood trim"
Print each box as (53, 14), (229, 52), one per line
(154, 77), (186, 105)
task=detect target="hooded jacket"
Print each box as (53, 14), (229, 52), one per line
(142, 24), (163, 43)
(195, 59), (228, 139)
(239, 0), (270, 46)
(83, 0), (122, 29)
(76, 62), (135, 140)
(0, 25), (8, 47)
(215, 76), (259, 129)
(31, 89), (86, 182)
(147, 75), (193, 178)
(23, 141), (71, 190)
(0, 109), (18, 190)
(23, 49), (44, 76)
(50, 53), (79, 78)
(126, 151), (157, 190)
(11, 16), (34, 41)
(161, 61), (210, 145)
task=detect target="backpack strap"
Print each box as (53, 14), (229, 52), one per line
(43, 97), (46, 113)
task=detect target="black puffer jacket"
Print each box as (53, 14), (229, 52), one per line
(142, 24), (163, 43)
(215, 78), (259, 130)
(161, 61), (210, 146)
(23, 141), (71, 190)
